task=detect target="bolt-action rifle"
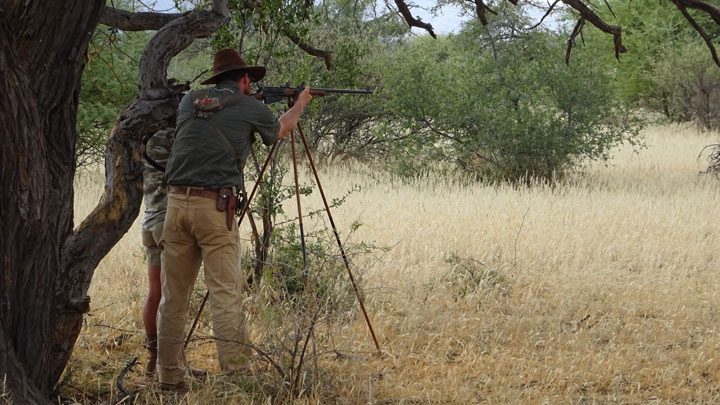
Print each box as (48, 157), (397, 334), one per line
(253, 83), (373, 105)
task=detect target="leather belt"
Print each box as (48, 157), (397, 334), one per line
(168, 186), (219, 200)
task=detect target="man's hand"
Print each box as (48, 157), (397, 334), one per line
(295, 86), (312, 108)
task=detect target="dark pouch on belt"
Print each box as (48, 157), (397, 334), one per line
(226, 195), (237, 231)
(217, 188), (232, 211)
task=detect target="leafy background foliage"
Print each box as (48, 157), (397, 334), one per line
(77, 26), (149, 167)
(78, 0), (720, 175)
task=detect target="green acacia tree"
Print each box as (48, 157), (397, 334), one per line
(378, 17), (642, 181)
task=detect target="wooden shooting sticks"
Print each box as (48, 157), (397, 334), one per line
(184, 120), (382, 356)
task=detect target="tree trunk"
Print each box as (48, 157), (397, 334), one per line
(0, 2), (106, 402)
(0, 1), (229, 402)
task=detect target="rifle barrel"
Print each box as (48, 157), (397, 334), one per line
(308, 88), (373, 94)
(254, 86), (373, 104)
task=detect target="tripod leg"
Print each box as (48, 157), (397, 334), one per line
(290, 130), (310, 292)
(295, 122), (382, 355)
(184, 291), (209, 350)
(237, 141), (279, 226)
(289, 129), (318, 392)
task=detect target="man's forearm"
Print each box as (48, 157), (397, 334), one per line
(277, 103), (305, 140)
(276, 86), (312, 140)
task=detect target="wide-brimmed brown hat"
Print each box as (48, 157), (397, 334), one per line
(201, 48), (266, 85)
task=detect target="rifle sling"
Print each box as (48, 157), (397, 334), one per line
(143, 131), (167, 172)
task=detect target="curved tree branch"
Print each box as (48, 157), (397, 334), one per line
(565, 17), (585, 65)
(562, 0), (627, 61)
(394, 0), (437, 38)
(100, 7), (185, 30)
(285, 31), (333, 69)
(139, 10), (229, 99)
(61, 2), (230, 301)
(675, 0), (720, 26)
(672, 0), (720, 67)
(529, 0), (560, 29)
(467, 0), (498, 25)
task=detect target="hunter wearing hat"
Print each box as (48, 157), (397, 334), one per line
(156, 48), (312, 392)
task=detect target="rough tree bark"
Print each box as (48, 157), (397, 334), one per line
(0, 1), (229, 403)
(0, 2), (107, 402)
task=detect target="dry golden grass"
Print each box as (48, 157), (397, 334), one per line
(65, 124), (720, 404)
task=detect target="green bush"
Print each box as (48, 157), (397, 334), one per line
(377, 25), (643, 182)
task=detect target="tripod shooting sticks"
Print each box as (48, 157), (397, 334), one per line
(184, 124), (382, 356)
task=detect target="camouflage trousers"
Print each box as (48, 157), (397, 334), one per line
(157, 192), (251, 384)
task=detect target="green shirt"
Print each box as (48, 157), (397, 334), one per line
(166, 79), (281, 188)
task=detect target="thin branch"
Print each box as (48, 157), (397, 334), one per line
(602, 0), (616, 18)
(672, 0), (720, 67)
(393, 0), (437, 38)
(284, 31), (333, 70)
(422, 117), (458, 141)
(529, 0), (560, 29)
(562, 0), (627, 61)
(95, 29), (142, 65)
(188, 68), (210, 85)
(95, 54), (125, 94)
(466, 0), (498, 25)
(115, 357), (138, 403)
(675, 0), (720, 26)
(566, 17), (585, 65)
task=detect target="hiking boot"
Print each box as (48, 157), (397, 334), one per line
(159, 380), (189, 395)
(145, 334), (157, 374)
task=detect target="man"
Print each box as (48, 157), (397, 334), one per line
(141, 125), (207, 377)
(140, 127), (174, 374)
(157, 48), (312, 392)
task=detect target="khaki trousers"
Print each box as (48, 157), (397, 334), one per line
(157, 193), (251, 384)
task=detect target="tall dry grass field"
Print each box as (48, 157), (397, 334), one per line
(65, 125), (720, 404)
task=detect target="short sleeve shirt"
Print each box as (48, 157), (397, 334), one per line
(165, 79), (281, 188)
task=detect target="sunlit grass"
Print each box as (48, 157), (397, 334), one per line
(65, 124), (720, 403)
